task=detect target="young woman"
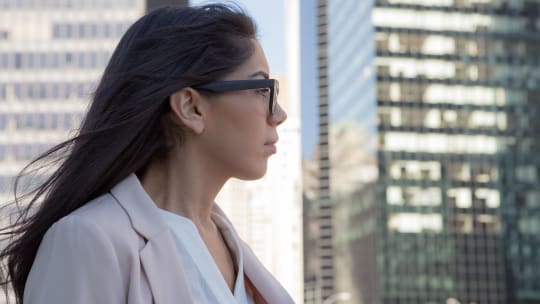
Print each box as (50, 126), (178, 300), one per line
(0, 4), (293, 304)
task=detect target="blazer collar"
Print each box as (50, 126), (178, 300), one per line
(109, 174), (293, 304)
(109, 174), (195, 303)
(212, 205), (295, 304)
(109, 173), (167, 240)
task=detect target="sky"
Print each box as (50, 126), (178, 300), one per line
(190, 0), (286, 76)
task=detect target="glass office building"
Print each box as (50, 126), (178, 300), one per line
(302, 0), (379, 302)
(302, 0), (540, 303)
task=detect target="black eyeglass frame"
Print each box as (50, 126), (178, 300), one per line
(193, 79), (279, 114)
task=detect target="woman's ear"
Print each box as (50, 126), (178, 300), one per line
(169, 88), (206, 134)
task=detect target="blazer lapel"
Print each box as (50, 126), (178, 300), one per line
(241, 242), (295, 304)
(211, 205), (295, 304)
(109, 174), (294, 304)
(139, 232), (195, 304)
(109, 174), (194, 304)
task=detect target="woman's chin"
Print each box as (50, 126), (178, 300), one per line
(234, 163), (268, 181)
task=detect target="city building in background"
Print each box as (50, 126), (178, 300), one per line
(0, 0), (142, 203)
(302, 0), (378, 302)
(0, 0), (187, 200)
(302, 0), (540, 303)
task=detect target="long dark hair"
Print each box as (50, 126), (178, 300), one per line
(0, 4), (257, 302)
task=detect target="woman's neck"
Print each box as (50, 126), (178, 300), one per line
(139, 146), (227, 230)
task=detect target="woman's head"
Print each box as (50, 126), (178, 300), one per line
(1, 4), (273, 302)
(165, 39), (287, 181)
(85, 4), (260, 166)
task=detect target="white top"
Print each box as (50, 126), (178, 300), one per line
(159, 209), (255, 304)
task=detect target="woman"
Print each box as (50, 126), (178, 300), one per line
(0, 4), (293, 304)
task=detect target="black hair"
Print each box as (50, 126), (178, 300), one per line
(0, 4), (257, 302)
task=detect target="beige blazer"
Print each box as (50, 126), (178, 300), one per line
(24, 174), (294, 304)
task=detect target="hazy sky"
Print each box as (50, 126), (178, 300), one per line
(190, 0), (286, 76)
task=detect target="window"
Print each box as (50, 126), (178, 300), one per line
(0, 145), (6, 161)
(445, 161), (471, 181)
(52, 22), (131, 40)
(63, 114), (75, 130)
(50, 113), (59, 129)
(0, 114), (7, 129)
(0, 53), (7, 69)
(38, 53), (46, 69)
(27, 52), (34, 69)
(14, 84), (25, 99)
(388, 213), (442, 233)
(37, 113), (46, 129)
(65, 52), (73, 66)
(475, 215), (500, 234)
(15, 53), (21, 69)
(448, 214), (473, 233)
(66, 24), (73, 38)
(115, 23), (125, 37)
(0, 175), (14, 193)
(78, 23), (86, 38)
(447, 188), (472, 208)
(90, 52), (97, 68)
(53, 24), (61, 38)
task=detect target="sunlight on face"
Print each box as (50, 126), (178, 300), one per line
(200, 39), (287, 180)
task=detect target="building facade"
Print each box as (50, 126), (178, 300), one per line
(0, 0), (188, 197)
(303, 0), (379, 302)
(302, 0), (540, 303)
(0, 0), (149, 204)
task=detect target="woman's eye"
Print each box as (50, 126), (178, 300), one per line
(257, 88), (270, 96)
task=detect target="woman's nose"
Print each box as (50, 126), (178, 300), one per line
(269, 102), (287, 126)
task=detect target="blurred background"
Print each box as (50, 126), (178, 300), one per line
(1, 0), (539, 303)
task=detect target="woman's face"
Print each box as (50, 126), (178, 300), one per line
(200, 39), (287, 180)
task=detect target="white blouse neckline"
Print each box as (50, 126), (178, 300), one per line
(159, 209), (252, 304)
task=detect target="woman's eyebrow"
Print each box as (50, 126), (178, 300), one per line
(248, 70), (269, 79)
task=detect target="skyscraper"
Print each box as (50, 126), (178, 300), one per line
(302, 0), (540, 303)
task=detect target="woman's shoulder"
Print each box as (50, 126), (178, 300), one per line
(48, 192), (143, 251)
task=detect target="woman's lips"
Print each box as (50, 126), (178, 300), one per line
(264, 141), (277, 154)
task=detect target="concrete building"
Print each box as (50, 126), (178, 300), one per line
(0, 0), (149, 204)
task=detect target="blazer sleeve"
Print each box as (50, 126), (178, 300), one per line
(24, 215), (125, 304)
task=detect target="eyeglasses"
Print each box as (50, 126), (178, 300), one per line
(194, 79), (279, 114)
